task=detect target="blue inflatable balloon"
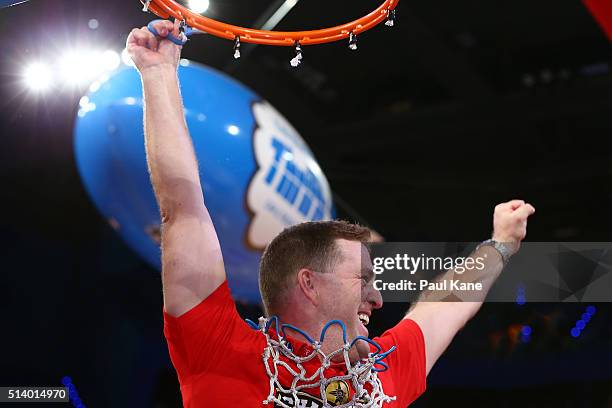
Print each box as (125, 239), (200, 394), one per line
(74, 62), (335, 303)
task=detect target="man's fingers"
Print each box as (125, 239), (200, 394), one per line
(149, 20), (175, 37)
(495, 199), (525, 213)
(508, 199), (525, 210)
(150, 20), (183, 45)
(492, 200), (534, 245)
(513, 203), (536, 219)
(125, 21), (182, 72)
(129, 27), (155, 48)
(143, 27), (158, 50)
(130, 20), (175, 49)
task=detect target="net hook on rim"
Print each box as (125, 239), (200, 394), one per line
(290, 41), (303, 67)
(233, 36), (241, 59)
(385, 8), (396, 27)
(349, 31), (358, 50)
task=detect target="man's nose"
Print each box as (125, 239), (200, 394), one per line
(367, 285), (383, 310)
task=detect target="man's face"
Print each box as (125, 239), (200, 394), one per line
(314, 239), (383, 362)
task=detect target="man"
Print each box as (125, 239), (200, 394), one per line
(127, 21), (535, 407)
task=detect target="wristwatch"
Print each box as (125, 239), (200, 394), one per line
(477, 239), (513, 266)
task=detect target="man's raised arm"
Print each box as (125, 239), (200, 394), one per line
(406, 200), (536, 375)
(127, 21), (226, 317)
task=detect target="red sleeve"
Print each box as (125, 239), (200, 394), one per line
(163, 281), (259, 385)
(373, 318), (427, 407)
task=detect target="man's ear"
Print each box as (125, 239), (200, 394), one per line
(296, 268), (318, 306)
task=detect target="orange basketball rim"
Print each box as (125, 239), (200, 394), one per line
(139, 0), (400, 46)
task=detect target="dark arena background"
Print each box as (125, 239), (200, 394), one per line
(1, 0), (612, 406)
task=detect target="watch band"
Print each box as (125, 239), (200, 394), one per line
(477, 239), (513, 265)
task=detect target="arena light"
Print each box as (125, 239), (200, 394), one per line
(23, 62), (52, 91)
(570, 305), (596, 339)
(188, 0), (209, 13)
(519, 325), (532, 343)
(101, 50), (121, 72)
(59, 50), (95, 87)
(227, 125), (240, 135)
(261, 0), (300, 30)
(59, 49), (122, 88)
(515, 284), (526, 305)
(20, 47), (123, 94)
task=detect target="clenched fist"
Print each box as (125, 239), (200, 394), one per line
(492, 200), (535, 255)
(126, 20), (183, 73)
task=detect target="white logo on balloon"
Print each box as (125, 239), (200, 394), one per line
(246, 101), (333, 249)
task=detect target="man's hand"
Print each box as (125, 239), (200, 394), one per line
(126, 20), (182, 73)
(492, 199), (536, 254)
(406, 199), (536, 376)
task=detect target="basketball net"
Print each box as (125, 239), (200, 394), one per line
(246, 316), (397, 407)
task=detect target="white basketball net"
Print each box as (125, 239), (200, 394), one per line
(247, 316), (397, 408)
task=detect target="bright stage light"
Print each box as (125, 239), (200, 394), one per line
(189, 0), (209, 13)
(227, 125), (240, 135)
(101, 50), (120, 72)
(23, 62), (52, 91)
(59, 50), (98, 87)
(20, 47), (122, 93)
(59, 49), (121, 87)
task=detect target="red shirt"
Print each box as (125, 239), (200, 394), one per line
(164, 282), (426, 407)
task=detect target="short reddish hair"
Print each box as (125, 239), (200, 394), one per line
(258, 220), (370, 315)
